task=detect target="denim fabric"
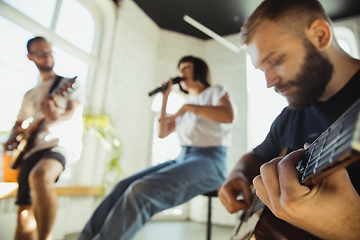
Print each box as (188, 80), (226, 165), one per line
(78, 146), (227, 240)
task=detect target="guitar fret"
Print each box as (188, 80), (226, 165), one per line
(300, 110), (358, 179)
(302, 125), (354, 180)
(302, 141), (316, 178)
(322, 109), (358, 146)
(303, 133), (354, 178)
(320, 129), (329, 154)
(304, 143), (353, 180)
(315, 126), (354, 165)
(299, 99), (360, 183)
(306, 135), (325, 175)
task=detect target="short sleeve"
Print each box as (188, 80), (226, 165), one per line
(17, 90), (35, 122)
(252, 110), (286, 163)
(211, 85), (228, 106)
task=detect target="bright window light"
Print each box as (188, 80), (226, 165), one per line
(334, 26), (359, 58)
(150, 91), (185, 165)
(0, 0), (97, 182)
(246, 54), (287, 150)
(151, 91), (186, 114)
(0, 16), (38, 131)
(56, 0), (95, 54)
(52, 46), (89, 85)
(3, 0), (56, 28)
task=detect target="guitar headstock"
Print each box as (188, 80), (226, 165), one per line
(50, 76), (77, 98)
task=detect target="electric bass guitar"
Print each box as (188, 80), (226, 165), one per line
(232, 97), (360, 240)
(8, 76), (77, 170)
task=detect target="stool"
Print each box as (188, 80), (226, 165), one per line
(202, 190), (218, 240)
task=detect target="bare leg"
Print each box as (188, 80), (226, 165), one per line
(28, 158), (63, 240)
(15, 205), (37, 240)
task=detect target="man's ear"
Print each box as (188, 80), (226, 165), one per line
(306, 19), (332, 50)
(27, 53), (33, 61)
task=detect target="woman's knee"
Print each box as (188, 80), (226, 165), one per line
(127, 181), (148, 198)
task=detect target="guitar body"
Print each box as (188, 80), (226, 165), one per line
(9, 115), (44, 169)
(253, 208), (318, 240)
(232, 190), (319, 240)
(231, 195), (263, 240)
(234, 206), (318, 240)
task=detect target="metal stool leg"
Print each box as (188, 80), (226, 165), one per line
(206, 195), (212, 240)
(203, 190), (218, 240)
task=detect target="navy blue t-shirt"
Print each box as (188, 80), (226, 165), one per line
(253, 69), (360, 193)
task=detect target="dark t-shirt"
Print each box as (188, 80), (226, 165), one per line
(253, 69), (360, 193)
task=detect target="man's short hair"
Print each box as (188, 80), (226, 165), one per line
(240, 0), (332, 45)
(27, 36), (47, 53)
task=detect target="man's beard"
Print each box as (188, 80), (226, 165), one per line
(36, 63), (54, 72)
(278, 38), (334, 109)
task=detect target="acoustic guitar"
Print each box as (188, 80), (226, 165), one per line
(8, 76), (77, 170)
(232, 97), (360, 240)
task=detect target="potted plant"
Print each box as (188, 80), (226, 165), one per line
(82, 109), (123, 195)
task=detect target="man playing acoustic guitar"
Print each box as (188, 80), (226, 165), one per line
(219, 0), (360, 239)
(3, 36), (85, 240)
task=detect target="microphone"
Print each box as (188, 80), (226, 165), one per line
(148, 77), (183, 97)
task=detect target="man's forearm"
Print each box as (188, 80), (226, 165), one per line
(231, 151), (263, 182)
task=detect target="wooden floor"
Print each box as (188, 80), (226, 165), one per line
(65, 221), (235, 240)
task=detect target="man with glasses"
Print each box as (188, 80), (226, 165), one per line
(4, 36), (85, 240)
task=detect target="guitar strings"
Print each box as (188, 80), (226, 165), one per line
(298, 102), (360, 178)
(300, 106), (360, 180)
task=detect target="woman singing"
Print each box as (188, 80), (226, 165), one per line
(78, 55), (236, 240)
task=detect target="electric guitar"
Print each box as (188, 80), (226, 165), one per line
(8, 76), (77, 170)
(232, 97), (360, 240)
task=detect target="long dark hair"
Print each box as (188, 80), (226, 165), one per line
(178, 56), (211, 94)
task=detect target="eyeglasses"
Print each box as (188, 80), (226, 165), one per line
(28, 51), (53, 58)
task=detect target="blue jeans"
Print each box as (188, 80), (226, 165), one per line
(78, 146), (227, 240)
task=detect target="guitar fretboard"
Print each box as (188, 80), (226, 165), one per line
(297, 98), (360, 185)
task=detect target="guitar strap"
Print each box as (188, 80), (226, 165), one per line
(49, 75), (63, 94)
(26, 75), (63, 151)
(12, 76), (66, 167)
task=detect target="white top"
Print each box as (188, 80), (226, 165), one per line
(17, 76), (85, 163)
(175, 85), (235, 147)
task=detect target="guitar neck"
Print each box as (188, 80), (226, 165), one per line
(297, 98), (360, 186)
(27, 112), (45, 133)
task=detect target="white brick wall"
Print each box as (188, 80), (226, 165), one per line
(104, 0), (160, 177)
(2, 2), (360, 239)
(100, 0), (249, 227)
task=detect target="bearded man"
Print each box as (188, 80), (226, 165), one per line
(219, 0), (360, 239)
